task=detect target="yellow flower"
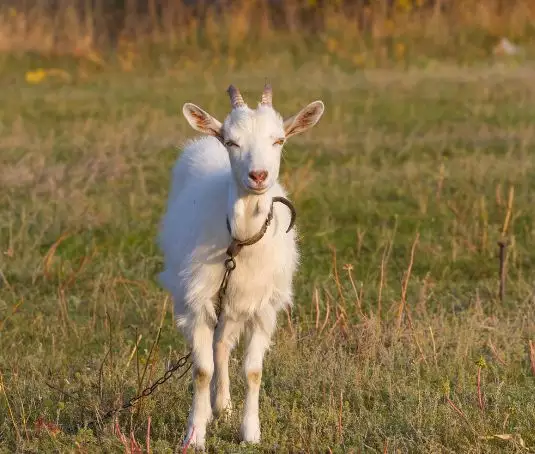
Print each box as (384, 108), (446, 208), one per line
(25, 68), (71, 84)
(25, 69), (47, 84)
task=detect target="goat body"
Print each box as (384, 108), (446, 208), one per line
(159, 135), (297, 334)
(158, 84), (324, 448)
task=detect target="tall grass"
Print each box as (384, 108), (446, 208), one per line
(2, 63), (535, 451)
(1, 1), (535, 451)
(0, 0), (534, 67)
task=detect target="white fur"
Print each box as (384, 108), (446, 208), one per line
(158, 89), (324, 449)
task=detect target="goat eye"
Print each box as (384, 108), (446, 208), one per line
(273, 138), (285, 146)
(224, 140), (238, 148)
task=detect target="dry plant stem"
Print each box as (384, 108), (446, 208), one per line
(477, 366), (484, 411)
(496, 186), (513, 302)
(146, 416), (151, 454)
(429, 326), (438, 371)
(286, 307), (295, 337)
(0, 372), (21, 442)
(42, 230), (72, 280)
(124, 333), (143, 372)
(529, 340), (535, 377)
(480, 196), (488, 252)
(314, 287), (320, 330)
(62, 250), (95, 290)
(446, 397), (468, 424)
(138, 351), (159, 422)
(378, 244), (388, 318)
(98, 349), (111, 402)
(447, 200), (462, 221)
(0, 299), (23, 332)
(18, 396), (29, 441)
(106, 311), (115, 383)
(396, 233), (419, 332)
(158, 295), (169, 331)
(406, 308), (428, 365)
(57, 288), (71, 335)
(0, 269), (13, 292)
(337, 390), (343, 443)
(344, 265), (364, 317)
(378, 223), (397, 319)
(135, 328), (142, 392)
(498, 241), (507, 302)
(502, 186), (514, 236)
(488, 338), (506, 366)
(319, 294), (331, 335)
(134, 328), (161, 419)
(436, 163), (445, 201)
(114, 420), (128, 448)
(330, 246), (346, 306)
(356, 228), (365, 258)
(130, 431), (142, 453)
(328, 312), (344, 337)
(496, 183), (503, 207)
(139, 329), (161, 393)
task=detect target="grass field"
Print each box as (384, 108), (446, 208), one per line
(1, 50), (535, 452)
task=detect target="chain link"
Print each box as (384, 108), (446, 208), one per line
(98, 351), (192, 422)
(216, 257), (236, 318)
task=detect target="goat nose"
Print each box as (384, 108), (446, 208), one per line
(248, 170), (268, 183)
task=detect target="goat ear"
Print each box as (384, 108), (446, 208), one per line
(182, 103), (223, 138)
(284, 100), (325, 139)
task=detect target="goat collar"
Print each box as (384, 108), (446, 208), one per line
(225, 196), (296, 258)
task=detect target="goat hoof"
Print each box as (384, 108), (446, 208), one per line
(240, 417), (260, 444)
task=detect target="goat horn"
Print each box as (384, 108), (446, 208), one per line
(260, 82), (272, 106)
(227, 85), (246, 109)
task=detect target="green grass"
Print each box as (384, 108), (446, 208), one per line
(1, 57), (535, 453)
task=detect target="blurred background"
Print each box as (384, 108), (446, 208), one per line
(0, 0), (533, 69)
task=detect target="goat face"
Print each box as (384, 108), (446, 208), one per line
(182, 83), (324, 194)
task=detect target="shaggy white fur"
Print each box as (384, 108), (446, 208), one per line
(158, 84), (324, 449)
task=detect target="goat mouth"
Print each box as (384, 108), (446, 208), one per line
(245, 184), (269, 194)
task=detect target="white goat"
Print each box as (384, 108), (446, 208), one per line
(158, 83), (324, 448)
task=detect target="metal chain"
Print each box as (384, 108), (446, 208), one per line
(97, 351), (192, 422)
(89, 197), (296, 425)
(216, 257), (236, 319)
(217, 197), (296, 320)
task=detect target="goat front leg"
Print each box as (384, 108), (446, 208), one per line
(240, 306), (276, 444)
(212, 315), (242, 418)
(184, 318), (214, 450)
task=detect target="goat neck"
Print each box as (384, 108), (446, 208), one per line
(226, 178), (275, 242)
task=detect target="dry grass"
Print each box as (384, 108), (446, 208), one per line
(1, 12), (535, 450)
(0, 0), (535, 68)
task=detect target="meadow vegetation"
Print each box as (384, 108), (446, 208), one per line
(1, 1), (535, 452)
